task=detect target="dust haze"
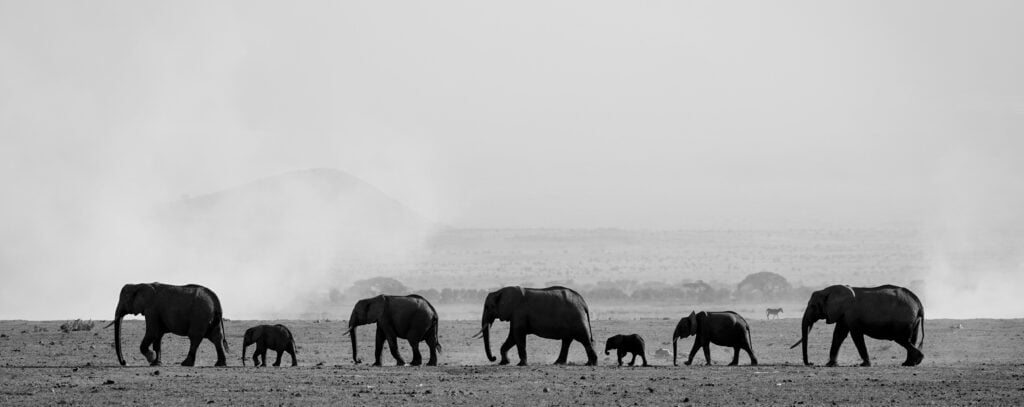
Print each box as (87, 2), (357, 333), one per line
(1, 1), (1022, 319)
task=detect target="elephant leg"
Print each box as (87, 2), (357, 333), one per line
(555, 338), (571, 365)
(373, 327), (386, 367)
(628, 352), (637, 367)
(617, 349), (626, 366)
(289, 349), (298, 367)
(729, 347), (740, 366)
(386, 334), (405, 366)
(255, 344), (267, 367)
(896, 338), (924, 366)
(514, 330), (529, 366)
(498, 332), (515, 365)
(850, 332), (871, 367)
(640, 352), (649, 367)
(209, 333), (227, 367)
(409, 339), (423, 366)
(152, 334), (163, 366)
(685, 341), (700, 366)
(425, 333), (438, 366)
(580, 336), (598, 366)
(273, 350), (283, 367)
(827, 324), (850, 367)
(140, 333), (158, 366)
(181, 335), (202, 367)
(744, 343), (758, 366)
(702, 341), (713, 366)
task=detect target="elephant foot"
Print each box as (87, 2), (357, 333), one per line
(426, 361), (437, 367)
(825, 361), (838, 367)
(860, 361), (871, 367)
(750, 360), (758, 366)
(372, 362), (382, 367)
(553, 360), (567, 366)
(143, 351), (157, 364)
(410, 359), (422, 366)
(149, 360), (162, 367)
(683, 361), (692, 366)
(395, 360), (406, 367)
(642, 363), (649, 367)
(180, 360), (195, 367)
(516, 361), (528, 367)
(273, 362), (281, 367)
(728, 361), (738, 366)
(585, 360), (597, 367)
(292, 362), (298, 367)
(498, 359), (510, 366)
(215, 360), (227, 367)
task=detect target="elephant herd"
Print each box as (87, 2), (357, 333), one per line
(111, 282), (926, 368)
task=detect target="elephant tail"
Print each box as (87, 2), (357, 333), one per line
(585, 305), (595, 345)
(432, 315), (443, 354)
(220, 316), (230, 354)
(915, 312), (925, 350)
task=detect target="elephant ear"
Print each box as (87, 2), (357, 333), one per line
(693, 311), (708, 336)
(497, 286), (525, 320)
(688, 311), (699, 336)
(250, 327), (262, 343)
(130, 284), (157, 313)
(824, 285), (856, 324)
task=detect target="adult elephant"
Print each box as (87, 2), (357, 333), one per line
(478, 286), (598, 366)
(111, 283), (228, 366)
(790, 284), (925, 367)
(344, 294), (441, 366)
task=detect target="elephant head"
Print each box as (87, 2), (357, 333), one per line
(480, 286), (525, 362)
(672, 311), (699, 366)
(113, 283), (156, 366)
(345, 296), (386, 364)
(604, 335), (622, 355)
(241, 326), (262, 366)
(791, 285), (855, 365)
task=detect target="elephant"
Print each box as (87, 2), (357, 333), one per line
(477, 286), (598, 366)
(766, 308), (783, 320)
(605, 334), (649, 366)
(790, 284), (925, 367)
(111, 283), (228, 366)
(344, 294), (441, 366)
(242, 324), (297, 367)
(673, 311), (757, 366)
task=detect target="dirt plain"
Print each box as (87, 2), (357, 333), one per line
(1, 316), (1022, 406)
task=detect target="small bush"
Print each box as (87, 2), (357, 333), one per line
(60, 319), (95, 333)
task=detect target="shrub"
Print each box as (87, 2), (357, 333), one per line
(60, 319), (95, 333)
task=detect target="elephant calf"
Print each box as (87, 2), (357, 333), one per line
(605, 334), (648, 366)
(673, 311), (757, 366)
(242, 324), (298, 367)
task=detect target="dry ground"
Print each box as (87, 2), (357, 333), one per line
(1, 317), (1022, 405)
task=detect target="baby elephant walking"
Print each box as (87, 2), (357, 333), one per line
(673, 311), (757, 366)
(605, 334), (649, 366)
(242, 324), (298, 367)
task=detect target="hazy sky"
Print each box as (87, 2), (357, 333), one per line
(2, 2), (1023, 318)
(3, 1), (1021, 229)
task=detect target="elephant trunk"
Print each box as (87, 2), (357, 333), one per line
(114, 308), (126, 366)
(482, 321), (496, 362)
(801, 310), (815, 366)
(349, 324), (361, 364)
(673, 336), (678, 366)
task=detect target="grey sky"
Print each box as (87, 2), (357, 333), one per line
(3, 1), (1022, 229)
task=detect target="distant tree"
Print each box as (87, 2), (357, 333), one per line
(736, 272), (792, 301)
(343, 277), (409, 299)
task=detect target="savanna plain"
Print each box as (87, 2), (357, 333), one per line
(1, 316), (1022, 406)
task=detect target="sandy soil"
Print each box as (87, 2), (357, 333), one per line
(1, 317), (1022, 405)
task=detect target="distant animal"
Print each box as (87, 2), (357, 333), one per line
(766, 308), (783, 320)
(242, 324), (297, 367)
(344, 294), (441, 366)
(605, 334), (649, 366)
(476, 286), (598, 366)
(790, 284), (924, 367)
(110, 283), (228, 366)
(673, 311), (757, 366)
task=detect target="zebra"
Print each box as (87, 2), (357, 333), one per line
(766, 308), (783, 320)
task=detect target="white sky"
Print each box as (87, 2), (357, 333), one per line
(1, 2), (1023, 318)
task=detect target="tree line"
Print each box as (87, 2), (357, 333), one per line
(329, 271), (814, 305)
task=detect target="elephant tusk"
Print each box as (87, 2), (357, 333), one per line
(103, 321), (115, 329)
(789, 338), (803, 349)
(470, 328), (484, 339)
